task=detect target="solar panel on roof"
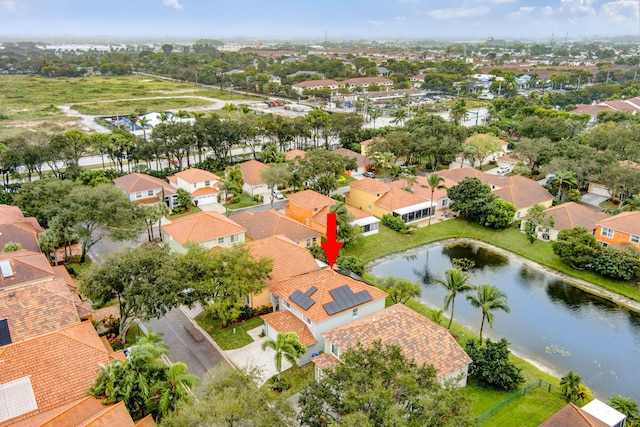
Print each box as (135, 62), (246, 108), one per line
(289, 286), (318, 310)
(0, 319), (11, 346)
(323, 285), (372, 315)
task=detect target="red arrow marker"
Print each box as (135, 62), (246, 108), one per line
(321, 213), (342, 268)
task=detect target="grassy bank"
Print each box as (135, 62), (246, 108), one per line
(344, 219), (640, 302)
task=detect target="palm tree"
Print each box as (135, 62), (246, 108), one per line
(609, 394), (640, 422)
(175, 109), (191, 119)
(449, 99), (469, 125)
(426, 172), (446, 226)
(434, 268), (475, 330)
(330, 201), (358, 245)
(392, 108), (408, 125)
(466, 284), (510, 343)
(138, 116), (149, 142)
(560, 371), (591, 403)
(369, 107), (381, 128)
(552, 170), (578, 201)
(621, 195), (640, 212)
(261, 332), (306, 380)
(223, 102), (236, 121)
(152, 361), (198, 419)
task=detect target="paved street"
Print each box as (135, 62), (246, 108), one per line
(145, 308), (229, 378)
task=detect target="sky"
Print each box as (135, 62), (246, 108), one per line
(0, 0), (638, 41)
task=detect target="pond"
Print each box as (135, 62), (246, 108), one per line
(369, 240), (640, 401)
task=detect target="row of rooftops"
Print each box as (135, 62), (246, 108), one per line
(0, 204), (155, 426)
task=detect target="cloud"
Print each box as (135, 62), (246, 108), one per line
(559, 0), (596, 16)
(506, 6), (535, 20)
(367, 20), (385, 26)
(600, 0), (639, 23)
(0, 1), (18, 12)
(394, 15), (407, 21)
(162, 0), (183, 11)
(427, 7), (490, 20)
(475, 0), (516, 3)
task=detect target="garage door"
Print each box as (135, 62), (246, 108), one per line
(589, 183), (611, 197)
(196, 195), (219, 205)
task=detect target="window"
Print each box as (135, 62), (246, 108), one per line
(312, 237), (317, 244)
(442, 199), (448, 207)
(283, 300), (290, 309)
(205, 180), (210, 186)
(631, 235), (640, 244)
(193, 183), (197, 188)
(230, 234), (239, 243)
(147, 189), (154, 197)
(306, 238), (311, 247)
(601, 227), (614, 238)
(352, 308), (358, 318)
(515, 211), (521, 219)
(217, 237), (224, 244)
(331, 343), (340, 357)
(303, 315), (311, 325)
(135, 192), (143, 199)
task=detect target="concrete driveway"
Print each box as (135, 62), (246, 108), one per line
(581, 193), (609, 210)
(225, 326), (292, 385)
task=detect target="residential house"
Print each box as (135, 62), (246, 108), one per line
(0, 250), (73, 290)
(161, 211), (246, 253)
(231, 210), (322, 248)
(343, 76), (393, 91)
(491, 175), (554, 220)
(438, 167), (504, 190)
(388, 174), (458, 212)
(521, 202), (611, 241)
(0, 204), (50, 263)
(540, 400), (625, 427)
(463, 134), (509, 166)
(246, 235), (321, 308)
(168, 168), (221, 206)
(587, 160), (640, 200)
(287, 189), (379, 236)
(313, 304), (471, 386)
(347, 178), (435, 224)
(333, 148), (373, 176)
(113, 172), (178, 210)
(262, 269), (388, 364)
(0, 321), (127, 427)
(595, 211), (640, 251)
(410, 73), (426, 88)
(359, 136), (385, 157)
(292, 79), (342, 95)
(238, 159), (269, 197)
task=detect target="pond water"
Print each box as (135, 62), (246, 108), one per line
(369, 241), (640, 401)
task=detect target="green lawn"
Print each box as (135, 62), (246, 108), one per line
(226, 193), (258, 211)
(262, 363), (315, 399)
(194, 314), (263, 350)
(71, 97), (213, 115)
(344, 219), (640, 302)
(479, 387), (566, 427)
(166, 206), (202, 220)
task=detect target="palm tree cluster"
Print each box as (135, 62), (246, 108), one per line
(433, 267), (510, 343)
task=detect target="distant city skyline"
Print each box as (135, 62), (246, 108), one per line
(0, 0), (638, 42)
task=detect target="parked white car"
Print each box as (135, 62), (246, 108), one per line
(496, 166), (511, 175)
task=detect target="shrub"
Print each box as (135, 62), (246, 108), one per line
(593, 247), (640, 281)
(268, 376), (290, 392)
(336, 255), (365, 276)
(464, 338), (525, 391)
(231, 195), (241, 204)
(382, 214), (412, 233)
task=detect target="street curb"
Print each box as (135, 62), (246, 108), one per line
(179, 306), (237, 370)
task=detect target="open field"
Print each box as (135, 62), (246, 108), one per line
(0, 74), (260, 137)
(71, 97), (213, 115)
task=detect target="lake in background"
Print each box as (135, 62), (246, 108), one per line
(369, 241), (640, 401)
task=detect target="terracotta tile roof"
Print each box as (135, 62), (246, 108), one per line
(375, 187), (432, 212)
(233, 210), (321, 243)
(0, 205), (42, 233)
(313, 204), (374, 227)
(322, 304), (471, 379)
(287, 190), (335, 210)
(0, 279), (83, 343)
(620, 160), (640, 170)
(191, 186), (219, 197)
(0, 223), (40, 253)
(113, 173), (173, 194)
(170, 168), (220, 184)
(344, 76), (393, 85)
(239, 160), (268, 186)
(596, 211), (640, 237)
(349, 178), (391, 195)
(0, 322), (121, 426)
(311, 353), (340, 370)
(261, 310), (318, 346)
(438, 167), (504, 188)
(0, 251), (56, 289)
(292, 79), (340, 88)
(491, 176), (553, 209)
(387, 175), (457, 202)
(161, 211), (246, 245)
(135, 414), (158, 427)
(248, 235), (320, 285)
(333, 148), (372, 168)
(539, 403), (609, 427)
(543, 202), (611, 232)
(270, 269), (388, 323)
(134, 196), (163, 205)
(570, 104), (613, 116)
(37, 397), (140, 427)
(285, 149), (306, 160)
